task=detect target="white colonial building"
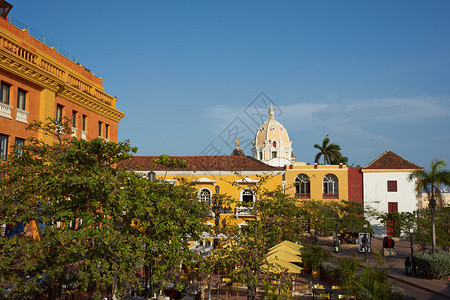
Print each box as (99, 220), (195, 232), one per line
(362, 150), (422, 237)
(251, 105), (294, 167)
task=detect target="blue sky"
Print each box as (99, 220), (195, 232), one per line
(10, 1), (450, 168)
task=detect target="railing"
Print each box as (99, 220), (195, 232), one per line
(2, 17), (117, 108)
(235, 207), (254, 217)
(0, 102), (12, 119)
(15, 109), (28, 123)
(40, 58), (65, 79)
(323, 193), (339, 199)
(8, 16), (78, 64)
(295, 193), (311, 199)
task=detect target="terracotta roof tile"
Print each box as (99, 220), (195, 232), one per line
(363, 150), (422, 170)
(118, 155), (284, 172)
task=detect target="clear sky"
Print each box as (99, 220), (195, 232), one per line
(10, 1), (450, 168)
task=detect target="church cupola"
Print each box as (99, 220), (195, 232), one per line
(251, 105), (293, 167)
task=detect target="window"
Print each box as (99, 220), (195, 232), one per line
(72, 111), (77, 128)
(387, 202), (399, 235)
(82, 115), (87, 131)
(14, 138), (25, 157)
(105, 124), (109, 139)
(198, 188), (212, 206)
(1, 82), (10, 104)
(323, 174), (339, 199)
(295, 174), (310, 198)
(388, 202), (398, 212)
(56, 104), (63, 121)
(241, 189), (254, 207)
(0, 134), (8, 160)
(387, 180), (397, 192)
(272, 151), (277, 159)
(272, 141), (277, 148)
(98, 121), (102, 137)
(17, 89), (26, 110)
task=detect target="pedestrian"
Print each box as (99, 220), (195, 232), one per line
(405, 257), (412, 275)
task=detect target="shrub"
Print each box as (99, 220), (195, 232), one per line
(413, 250), (450, 279)
(320, 261), (339, 282)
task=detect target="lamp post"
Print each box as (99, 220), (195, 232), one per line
(213, 185), (220, 249)
(409, 227), (416, 274)
(334, 223), (339, 253)
(363, 223), (368, 260)
(145, 170), (156, 297)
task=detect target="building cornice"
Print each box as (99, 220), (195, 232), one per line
(0, 29), (125, 122)
(361, 169), (418, 173)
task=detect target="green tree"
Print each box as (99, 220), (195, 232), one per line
(299, 200), (340, 235)
(348, 250), (393, 300)
(408, 159), (450, 254)
(0, 119), (208, 299)
(215, 184), (303, 300)
(314, 134), (342, 165)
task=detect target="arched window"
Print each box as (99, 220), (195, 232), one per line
(198, 188), (212, 206)
(295, 174), (310, 199)
(323, 174), (339, 199)
(241, 189), (254, 207)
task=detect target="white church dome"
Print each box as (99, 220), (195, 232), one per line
(252, 105), (293, 167)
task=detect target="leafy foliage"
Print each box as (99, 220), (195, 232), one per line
(408, 159), (450, 253)
(300, 244), (331, 271)
(413, 249), (450, 279)
(298, 200), (365, 236)
(210, 180), (303, 300)
(314, 134), (342, 165)
(345, 249), (394, 300)
(0, 119), (208, 299)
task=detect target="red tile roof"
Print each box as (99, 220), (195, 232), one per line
(363, 150), (422, 170)
(118, 155), (284, 172)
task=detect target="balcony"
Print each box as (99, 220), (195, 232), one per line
(295, 193), (311, 199)
(235, 207), (255, 217)
(16, 108), (28, 123)
(71, 127), (77, 138)
(323, 193), (339, 199)
(0, 102), (12, 119)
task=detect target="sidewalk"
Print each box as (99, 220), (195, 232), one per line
(318, 237), (450, 299)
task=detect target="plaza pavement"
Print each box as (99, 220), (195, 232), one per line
(317, 237), (450, 299)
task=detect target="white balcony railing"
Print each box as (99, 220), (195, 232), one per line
(235, 207), (255, 217)
(82, 131), (87, 140)
(71, 127), (77, 138)
(16, 108), (28, 123)
(0, 102), (12, 119)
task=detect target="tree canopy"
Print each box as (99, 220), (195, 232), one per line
(408, 159), (450, 253)
(0, 119), (208, 299)
(314, 134), (342, 165)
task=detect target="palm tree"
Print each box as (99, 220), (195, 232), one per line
(408, 159), (450, 254)
(314, 134), (342, 165)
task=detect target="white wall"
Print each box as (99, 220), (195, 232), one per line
(363, 171), (417, 237)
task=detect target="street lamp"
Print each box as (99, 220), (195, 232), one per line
(409, 227), (416, 274)
(213, 185), (220, 249)
(147, 171), (156, 183)
(363, 223), (368, 260)
(334, 223), (339, 253)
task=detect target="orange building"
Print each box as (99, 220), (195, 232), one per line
(0, 10), (124, 160)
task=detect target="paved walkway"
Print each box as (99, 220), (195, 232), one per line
(317, 237), (450, 299)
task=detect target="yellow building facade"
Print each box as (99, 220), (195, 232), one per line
(119, 155), (284, 229)
(284, 163), (349, 203)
